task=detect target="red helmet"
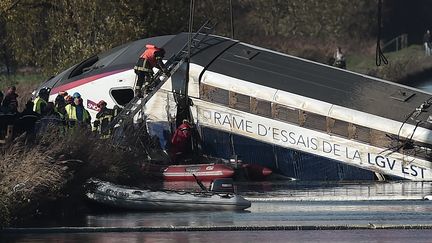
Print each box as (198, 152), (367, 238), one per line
(58, 91), (68, 97)
(97, 100), (107, 108)
(65, 95), (73, 104)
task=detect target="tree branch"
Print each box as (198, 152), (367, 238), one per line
(2, 0), (21, 13)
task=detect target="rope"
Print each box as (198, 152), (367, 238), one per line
(397, 97), (432, 143)
(230, 0), (234, 39)
(376, 0), (388, 66)
(387, 97), (432, 156)
(187, 0), (195, 60)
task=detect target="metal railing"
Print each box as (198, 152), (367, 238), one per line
(382, 34), (408, 53)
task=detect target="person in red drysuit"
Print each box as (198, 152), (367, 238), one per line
(170, 119), (193, 163)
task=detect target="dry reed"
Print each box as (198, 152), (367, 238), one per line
(0, 125), (160, 227)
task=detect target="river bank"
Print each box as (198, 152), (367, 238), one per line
(0, 128), (166, 227)
(348, 44), (432, 85)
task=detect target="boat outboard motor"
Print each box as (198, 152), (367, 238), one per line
(210, 178), (235, 193)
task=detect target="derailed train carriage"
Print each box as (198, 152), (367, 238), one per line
(36, 33), (432, 181)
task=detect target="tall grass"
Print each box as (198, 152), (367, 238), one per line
(0, 126), (159, 227)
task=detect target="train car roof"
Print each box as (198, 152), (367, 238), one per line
(205, 41), (432, 128)
(44, 32), (432, 128)
(166, 33), (432, 128)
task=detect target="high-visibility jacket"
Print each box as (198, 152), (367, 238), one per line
(65, 104), (90, 124)
(54, 107), (65, 119)
(33, 97), (47, 114)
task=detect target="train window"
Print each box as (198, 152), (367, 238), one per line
(110, 88), (134, 106)
(200, 84), (229, 105)
(68, 55), (99, 78)
(251, 98), (271, 117)
(351, 124), (370, 143)
(327, 118), (349, 137)
(229, 92), (250, 112)
(272, 104), (299, 124)
(370, 129), (392, 147)
(303, 111), (327, 131)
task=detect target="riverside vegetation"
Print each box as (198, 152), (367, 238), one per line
(0, 122), (166, 227)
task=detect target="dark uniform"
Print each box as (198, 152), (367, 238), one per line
(93, 100), (114, 138)
(3, 86), (19, 114)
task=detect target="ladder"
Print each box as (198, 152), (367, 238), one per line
(106, 20), (215, 132)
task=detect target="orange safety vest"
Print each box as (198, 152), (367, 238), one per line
(140, 44), (162, 67)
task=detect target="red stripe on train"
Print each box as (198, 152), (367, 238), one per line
(50, 69), (129, 94)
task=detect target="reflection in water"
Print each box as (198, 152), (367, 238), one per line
(161, 180), (432, 201)
(4, 230), (432, 243)
(4, 181), (432, 242)
(15, 180), (432, 229)
(85, 210), (238, 228)
(239, 180), (432, 200)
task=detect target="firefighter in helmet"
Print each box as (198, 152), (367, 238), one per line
(93, 100), (114, 138)
(133, 44), (169, 97)
(33, 87), (50, 115)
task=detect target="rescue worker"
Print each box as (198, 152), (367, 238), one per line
(93, 100), (114, 138)
(54, 94), (67, 118)
(58, 91), (68, 98)
(15, 100), (40, 137)
(0, 90), (16, 141)
(19, 100), (40, 117)
(72, 92), (81, 100)
(169, 119), (193, 163)
(134, 44), (169, 97)
(3, 86), (19, 114)
(65, 94), (91, 127)
(64, 95), (73, 106)
(33, 87), (50, 115)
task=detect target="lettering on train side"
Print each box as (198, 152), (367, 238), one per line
(368, 153), (426, 179)
(201, 108), (429, 179)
